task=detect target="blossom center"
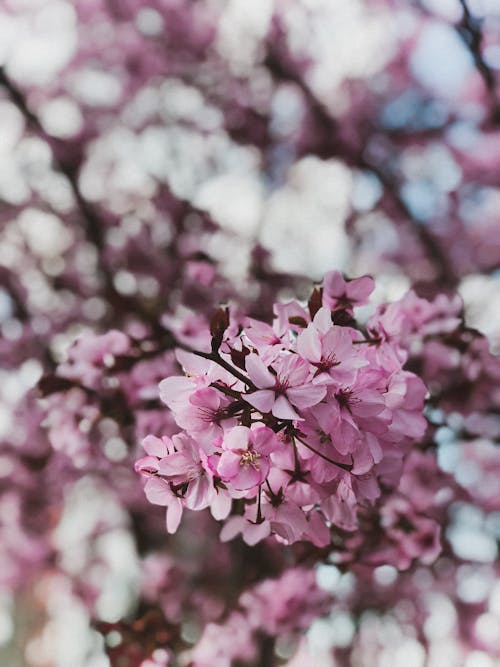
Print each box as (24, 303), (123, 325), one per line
(335, 389), (360, 410)
(240, 451), (261, 470)
(313, 353), (340, 373)
(196, 406), (226, 424)
(274, 374), (291, 394)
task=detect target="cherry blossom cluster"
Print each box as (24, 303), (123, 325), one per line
(136, 271), (428, 547)
(186, 567), (330, 667)
(2, 0), (500, 663)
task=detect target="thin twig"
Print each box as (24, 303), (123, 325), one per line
(294, 433), (353, 473)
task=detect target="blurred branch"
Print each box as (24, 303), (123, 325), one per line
(0, 266), (29, 321)
(264, 29), (458, 289)
(0, 71), (108, 276)
(456, 0), (500, 120)
(0, 67), (166, 329)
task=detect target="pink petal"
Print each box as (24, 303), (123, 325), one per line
(287, 384), (326, 409)
(278, 354), (309, 385)
(220, 516), (246, 542)
(144, 477), (171, 506)
(211, 492), (232, 520)
(312, 307), (333, 333)
(251, 426), (279, 455)
(242, 520), (271, 545)
(296, 325), (322, 363)
(166, 499), (183, 534)
(353, 473), (380, 502)
(185, 476), (212, 510)
(233, 465), (262, 491)
(142, 434), (170, 457)
(323, 271), (345, 298)
(366, 432), (383, 463)
(350, 444), (374, 475)
(134, 456), (160, 476)
(223, 425), (250, 452)
(346, 275), (374, 301)
(176, 349), (212, 375)
(323, 326), (351, 358)
(158, 376), (193, 408)
(274, 301), (310, 334)
(272, 395), (302, 420)
(158, 452), (192, 478)
(352, 390), (385, 417)
(306, 511), (330, 547)
(217, 450), (243, 480)
(190, 386), (220, 411)
(245, 319), (281, 346)
(245, 354), (275, 388)
(244, 389), (276, 413)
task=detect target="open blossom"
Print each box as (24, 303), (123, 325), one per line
(213, 425), (280, 490)
(159, 383), (237, 448)
(376, 494), (442, 569)
(244, 353), (326, 420)
(239, 568), (331, 635)
(322, 271), (375, 312)
(156, 434), (214, 510)
(296, 307), (367, 384)
(243, 317), (289, 363)
(59, 330), (131, 387)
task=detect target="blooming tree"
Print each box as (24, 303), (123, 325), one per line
(0, 1), (500, 666)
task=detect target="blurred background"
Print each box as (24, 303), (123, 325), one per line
(1, 0), (500, 665)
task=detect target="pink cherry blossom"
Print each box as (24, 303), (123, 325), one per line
(244, 317), (288, 363)
(4, 1), (500, 664)
(160, 384), (236, 449)
(215, 425), (280, 490)
(296, 307), (367, 384)
(322, 271), (375, 312)
(144, 477), (184, 534)
(157, 434), (214, 511)
(244, 353), (326, 420)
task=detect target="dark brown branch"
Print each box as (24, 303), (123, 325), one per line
(0, 67), (161, 328)
(294, 433), (353, 473)
(189, 350), (256, 389)
(263, 33), (458, 289)
(456, 0), (500, 119)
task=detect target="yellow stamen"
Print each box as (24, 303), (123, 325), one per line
(240, 451), (261, 470)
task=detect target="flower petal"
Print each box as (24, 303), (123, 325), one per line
(217, 450), (243, 480)
(242, 520), (271, 545)
(272, 395), (302, 420)
(211, 491), (232, 520)
(245, 354), (275, 388)
(223, 425), (250, 452)
(233, 465), (263, 491)
(287, 384), (326, 409)
(296, 325), (322, 363)
(142, 434), (171, 457)
(134, 456), (160, 476)
(190, 386), (220, 411)
(158, 376), (193, 408)
(144, 477), (171, 506)
(166, 498), (183, 534)
(244, 389), (276, 414)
